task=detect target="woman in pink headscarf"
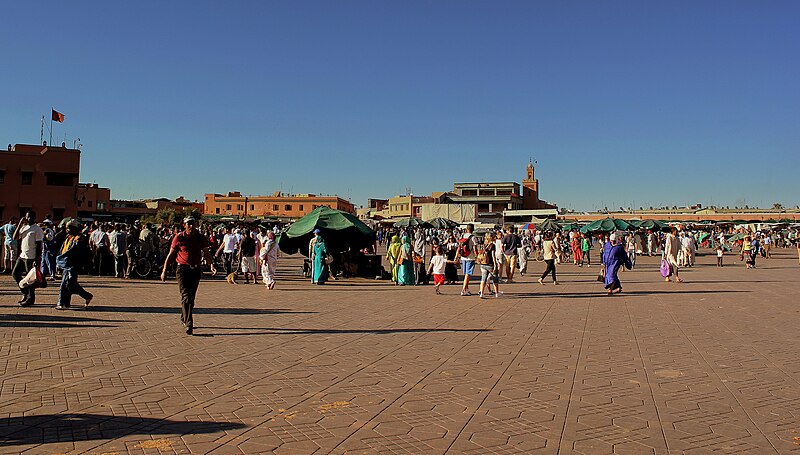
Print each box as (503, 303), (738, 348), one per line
(259, 232), (279, 290)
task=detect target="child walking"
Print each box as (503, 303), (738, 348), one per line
(428, 246), (454, 295)
(716, 244), (724, 267)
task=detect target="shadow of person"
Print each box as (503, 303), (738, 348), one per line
(0, 413), (246, 446)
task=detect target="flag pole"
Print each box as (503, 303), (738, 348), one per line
(40, 115), (44, 145)
(49, 107), (53, 146)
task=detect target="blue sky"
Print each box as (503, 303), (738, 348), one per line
(2, 1), (798, 210)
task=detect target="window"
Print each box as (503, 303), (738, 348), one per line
(298, 204), (304, 211)
(21, 172), (33, 185)
(250, 204), (254, 210)
(88, 200), (93, 208)
(226, 204), (231, 210)
(46, 172), (77, 186)
(53, 208), (64, 220)
(0, 170), (4, 184)
(462, 190), (477, 196)
(97, 202), (105, 210)
(77, 200), (82, 207)
(216, 208), (220, 214)
(272, 204), (278, 211)
(284, 204), (292, 211)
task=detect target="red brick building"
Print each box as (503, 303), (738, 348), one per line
(0, 143), (86, 221)
(204, 192), (355, 218)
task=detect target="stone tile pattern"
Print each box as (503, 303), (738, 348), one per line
(1, 250), (799, 454)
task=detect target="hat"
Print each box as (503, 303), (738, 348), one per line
(134, 220), (141, 225)
(609, 233), (617, 242)
(183, 216), (196, 223)
(313, 229), (321, 234)
(43, 219), (53, 225)
(67, 220), (81, 229)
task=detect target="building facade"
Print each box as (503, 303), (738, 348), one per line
(204, 192), (355, 218)
(0, 143), (82, 220)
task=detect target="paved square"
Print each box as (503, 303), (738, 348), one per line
(1, 251), (799, 454)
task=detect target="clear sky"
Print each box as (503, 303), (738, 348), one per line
(2, 1), (798, 211)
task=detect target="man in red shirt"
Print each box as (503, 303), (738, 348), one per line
(161, 217), (216, 335)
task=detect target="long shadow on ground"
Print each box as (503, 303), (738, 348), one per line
(86, 306), (316, 315)
(0, 413), (246, 446)
(509, 289), (750, 299)
(0, 313), (127, 329)
(197, 327), (493, 336)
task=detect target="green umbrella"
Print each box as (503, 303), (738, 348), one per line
(277, 206), (375, 256)
(636, 219), (670, 231)
(559, 222), (581, 231)
(394, 217), (433, 229)
(537, 218), (562, 232)
(427, 217), (459, 229)
(579, 218), (632, 233)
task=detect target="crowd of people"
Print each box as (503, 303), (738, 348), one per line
(376, 223), (800, 298)
(2, 213), (799, 334)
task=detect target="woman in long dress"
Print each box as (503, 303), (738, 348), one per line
(396, 236), (415, 286)
(602, 234), (632, 295)
(386, 235), (401, 284)
(312, 232), (329, 284)
(260, 231), (278, 289)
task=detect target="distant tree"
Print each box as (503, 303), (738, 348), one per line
(772, 203), (784, 210)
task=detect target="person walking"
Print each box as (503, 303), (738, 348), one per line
(477, 232), (501, 299)
(444, 234), (460, 284)
(602, 233), (633, 295)
(238, 229), (257, 284)
(40, 219), (57, 281)
(502, 227), (518, 283)
(459, 224), (477, 296)
(625, 232), (637, 268)
(215, 226), (239, 277)
(160, 217), (216, 335)
(414, 229), (428, 285)
(1, 216), (18, 274)
(126, 221), (140, 278)
(12, 211), (44, 306)
(55, 220), (93, 310)
(581, 233), (592, 267)
(311, 230), (330, 285)
(396, 235), (415, 286)
(664, 227), (683, 282)
(89, 223), (110, 276)
(572, 234), (582, 266)
(109, 224), (128, 278)
(538, 231), (559, 285)
(260, 231), (279, 289)
(386, 235), (401, 285)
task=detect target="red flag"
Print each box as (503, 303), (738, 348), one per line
(51, 109), (65, 123)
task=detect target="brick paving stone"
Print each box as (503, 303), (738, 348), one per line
(1, 250), (800, 454)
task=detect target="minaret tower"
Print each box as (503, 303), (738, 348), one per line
(522, 159), (540, 209)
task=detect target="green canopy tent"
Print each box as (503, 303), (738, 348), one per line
(635, 219), (670, 231)
(277, 206), (376, 256)
(537, 218), (562, 232)
(579, 218), (632, 234)
(559, 222), (581, 231)
(427, 217), (459, 229)
(394, 217), (433, 229)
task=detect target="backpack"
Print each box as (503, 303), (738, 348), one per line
(476, 244), (489, 265)
(457, 235), (473, 258)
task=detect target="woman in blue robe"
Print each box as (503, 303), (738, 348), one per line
(396, 235), (415, 286)
(312, 233), (329, 284)
(602, 233), (632, 295)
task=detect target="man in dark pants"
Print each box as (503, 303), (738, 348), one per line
(55, 220), (93, 310)
(13, 211), (44, 306)
(160, 217), (216, 335)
